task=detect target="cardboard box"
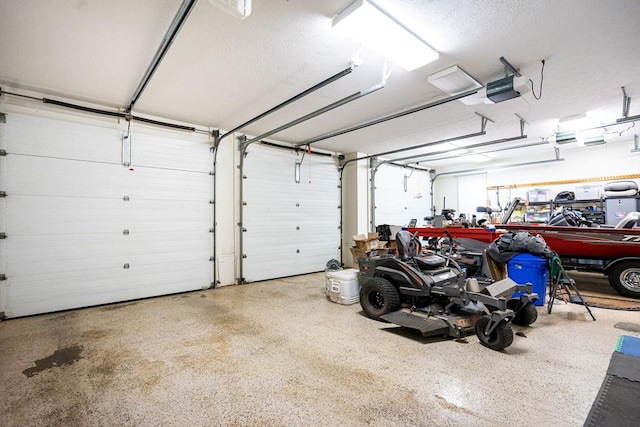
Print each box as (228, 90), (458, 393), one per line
(352, 232), (380, 252)
(349, 247), (368, 269)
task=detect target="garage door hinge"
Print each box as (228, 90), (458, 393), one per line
(242, 201), (247, 206)
(209, 171), (214, 176)
(242, 254), (247, 259)
(123, 263), (130, 269)
(209, 256), (215, 261)
(123, 229), (129, 235)
(0, 233), (6, 239)
(0, 274), (6, 280)
(242, 175), (247, 179)
(242, 227), (247, 232)
(209, 200), (214, 204)
(123, 195), (130, 201)
(209, 228), (214, 233)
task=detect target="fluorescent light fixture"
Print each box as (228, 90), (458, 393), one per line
(440, 142), (468, 156)
(465, 154), (492, 162)
(209, 0), (252, 20)
(428, 65), (482, 96)
(554, 131), (576, 144)
(583, 137), (606, 146)
(578, 130), (606, 146)
(559, 114), (592, 132)
(332, 0), (439, 71)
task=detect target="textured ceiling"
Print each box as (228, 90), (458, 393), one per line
(1, 0), (639, 167)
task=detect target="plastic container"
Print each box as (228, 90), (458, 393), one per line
(575, 185), (602, 200)
(527, 189), (551, 202)
(325, 269), (360, 305)
(507, 253), (549, 306)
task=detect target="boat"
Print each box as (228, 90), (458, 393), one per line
(406, 197), (640, 298)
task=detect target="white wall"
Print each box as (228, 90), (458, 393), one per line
(374, 164), (431, 228)
(213, 132), (238, 286)
(341, 153), (370, 268)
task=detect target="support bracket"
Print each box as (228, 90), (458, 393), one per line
(476, 112), (495, 132)
(622, 86), (631, 118)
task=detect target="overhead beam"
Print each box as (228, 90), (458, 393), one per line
(128, 0), (198, 111)
(296, 88), (480, 147)
(241, 82), (385, 149)
(221, 65), (356, 139)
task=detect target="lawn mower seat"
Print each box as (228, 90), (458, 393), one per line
(396, 230), (421, 261)
(395, 230), (447, 269)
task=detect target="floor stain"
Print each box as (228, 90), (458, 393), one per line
(81, 328), (116, 340)
(100, 302), (138, 311)
(435, 394), (478, 417)
(46, 312), (78, 322)
(614, 322), (640, 333)
(23, 345), (84, 378)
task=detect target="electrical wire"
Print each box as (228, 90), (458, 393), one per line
(529, 59), (545, 100)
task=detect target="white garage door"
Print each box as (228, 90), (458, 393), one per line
(0, 111), (212, 318)
(242, 144), (340, 282)
(374, 164), (431, 228)
(457, 173), (488, 220)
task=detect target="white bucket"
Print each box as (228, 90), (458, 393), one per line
(325, 269), (360, 305)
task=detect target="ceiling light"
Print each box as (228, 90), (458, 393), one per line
(209, 0), (252, 19)
(440, 142), (468, 156)
(554, 131), (577, 144)
(583, 137), (606, 146)
(466, 154), (492, 162)
(428, 65), (482, 96)
(332, 0), (439, 71)
(559, 114), (592, 132)
(577, 128), (605, 146)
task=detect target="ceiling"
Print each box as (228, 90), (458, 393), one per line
(1, 0), (639, 168)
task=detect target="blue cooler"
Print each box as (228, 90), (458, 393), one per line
(507, 253), (549, 306)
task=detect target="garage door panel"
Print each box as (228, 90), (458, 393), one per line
(126, 232), (211, 265)
(8, 155), (211, 202)
(7, 195), (128, 235)
(375, 165), (431, 227)
(127, 199), (211, 232)
(7, 155), (129, 198)
(132, 132), (212, 172)
(126, 167), (211, 201)
(6, 259), (210, 318)
(5, 113), (121, 162)
(6, 196), (210, 236)
(6, 234), (130, 275)
(243, 145), (339, 282)
(6, 230), (210, 276)
(1, 111), (213, 317)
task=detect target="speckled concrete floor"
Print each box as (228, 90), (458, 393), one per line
(1, 272), (639, 426)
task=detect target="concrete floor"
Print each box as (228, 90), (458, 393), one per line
(1, 272), (639, 426)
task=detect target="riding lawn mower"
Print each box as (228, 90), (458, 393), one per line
(358, 230), (539, 351)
